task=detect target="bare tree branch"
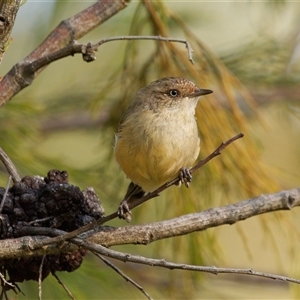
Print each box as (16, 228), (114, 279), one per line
(89, 187), (300, 247)
(1, 187), (297, 259)
(75, 187), (300, 246)
(0, 0), (130, 108)
(0, 235), (79, 259)
(82, 243), (300, 286)
(0, 0), (21, 64)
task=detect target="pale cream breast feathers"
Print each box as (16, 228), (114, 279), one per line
(114, 99), (200, 191)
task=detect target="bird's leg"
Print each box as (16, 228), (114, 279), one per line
(118, 199), (132, 223)
(179, 167), (193, 188)
(118, 182), (144, 222)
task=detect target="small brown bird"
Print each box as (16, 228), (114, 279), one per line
(114, 77), (213, 221)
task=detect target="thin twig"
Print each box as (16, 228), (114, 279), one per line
(20, 228), (300, 287)
(52, 272), (75, 300)
(27, 216), (54, 226)
(0, 271), (15, 288)
(190, 132), (244, 173)
(0, 175), (11, 213)
(22, 36), (194, 75)
(94, 36), (194, 64)
(0, 148), (21, 183)
(30, 133), (244, 249)
(38, 256), (45, 300)
(94, 253), (153, 300)
(48, 236), (300, 286)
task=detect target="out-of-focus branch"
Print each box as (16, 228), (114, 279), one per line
(0, 0), (130, 108)
(38, 85), (300, 133)
(40, 110), (110, 132)
(0, 0), (21, 64)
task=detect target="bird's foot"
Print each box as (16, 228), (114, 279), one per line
(117, 200), (132, 223)
(179, 167), (193, 188)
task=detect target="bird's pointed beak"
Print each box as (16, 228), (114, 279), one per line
(193, 88), (213, 97)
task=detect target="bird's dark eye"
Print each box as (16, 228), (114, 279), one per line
(169, 89), (179, 97)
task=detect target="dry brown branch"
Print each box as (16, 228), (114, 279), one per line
(0, 1), (21, 64)
(0, 235), (78, 259)
(4, 187), (298, 259)
(0, 0), (130, 108)
(89, 187), (300, 247)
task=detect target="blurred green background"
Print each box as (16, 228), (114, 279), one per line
(1, 1), (300, 299)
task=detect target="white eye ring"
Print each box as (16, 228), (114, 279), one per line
(169, 89), (179, 97)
